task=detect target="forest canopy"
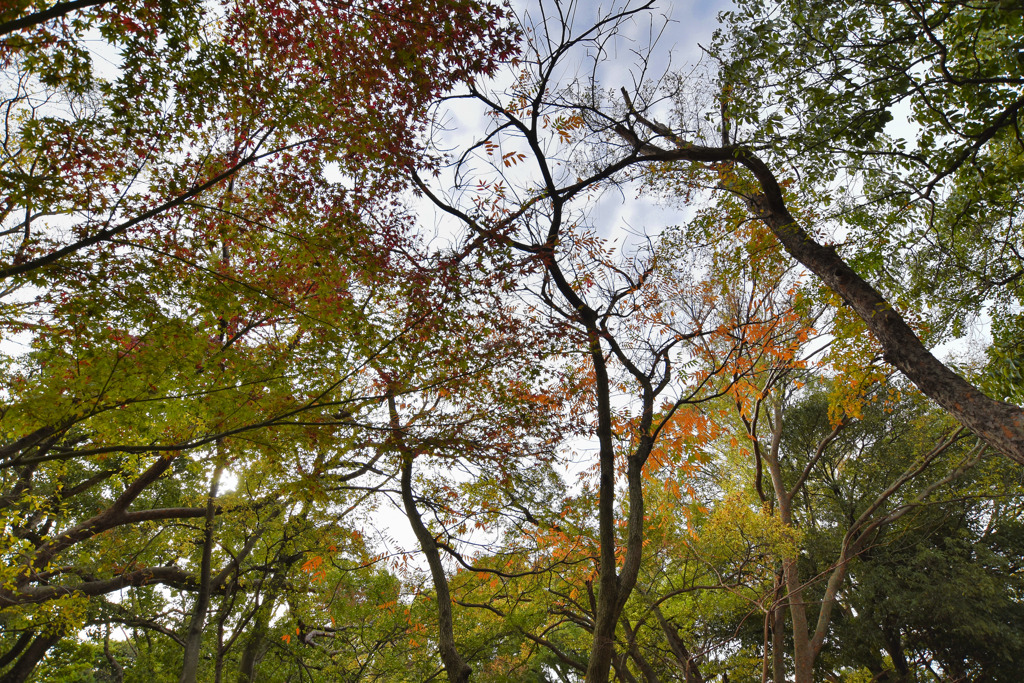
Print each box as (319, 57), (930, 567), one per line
(1, 1), (1022, 682)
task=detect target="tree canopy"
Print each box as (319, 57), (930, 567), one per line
(2, 1), (1023, 682)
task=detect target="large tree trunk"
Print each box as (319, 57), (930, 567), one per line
(236, 617), (270, 683)
(614, 123), (1024, 464)
(0, 632), (61, 683)
(742, 171), (1024, 465)
(779, 557), (814, 683)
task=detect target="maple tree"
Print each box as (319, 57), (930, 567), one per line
(407, 7), (838, 682)
(407, 0), (1024, 680)
(3, 0), (1024, 681)
(0, 0), (524, 680)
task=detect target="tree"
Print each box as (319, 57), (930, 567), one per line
(1, 0), (519, 679)
(835, 492), (1024, 681)
(6, 1), (1024, 681)
(696, 0), (1024, 460)
(410, 2), (1024, 679)
(408, 8), (844, 681)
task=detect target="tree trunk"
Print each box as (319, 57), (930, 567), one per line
(780, 556), (814, 683)
(747, 181), (1024, 465)
(0, 632), (32, 670)
(392, 399), (471, 683)
(771, 597), (786, 683)
(105, 627), (124, 683)
(615, 125), (1024, 464)
(621, 619), (662, 683)
(400, 456), (471, 683)
(882, 627), (910, 682)
(611, 650), (641, 683)
(761, 403), (815, 683)
(582, 328), (623, 683)
(0, 632), (61, 683)
(652, 603), (705, 683)
(236, 625), (269, 683)
(179, 460), (224, 683)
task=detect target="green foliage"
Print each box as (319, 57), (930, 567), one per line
(3, 1), (1024, 682)
(714, 0), (1024, 348)
(835, 503), (1024, 681)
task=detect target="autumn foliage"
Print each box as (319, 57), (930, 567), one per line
(2, 1), (1024, 682)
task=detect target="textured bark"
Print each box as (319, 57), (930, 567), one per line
(614, 125), (1024, 465)
(179, 461), (224, 683)
(0, 633), (61, 683)
(771, 596), (786, 683)
(739, 164), (1024, 466)
(780, 557), (814, 683)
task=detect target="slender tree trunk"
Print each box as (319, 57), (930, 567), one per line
(771, 594), (786, 683)
(214, 610), (226, 683)
(399, 455), (471, 683)
(882, 627), (910, 682)
(179, 459), (224, 683)
(760, 403), (815, 683)
(182, 227), (232, 683)
(105, 626), (124, 683)
(583, 332), (631, 683)
(392, 397), (471, 683)
(580, 318), (659, 683)
(621, 619), (662, 683)
(236, 570), (284, 683)
(652, 603), (705, 683)
(585, 372), (619, 679)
